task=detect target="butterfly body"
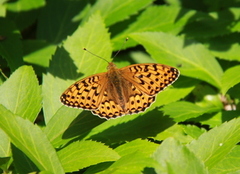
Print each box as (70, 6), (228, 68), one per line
(60, 62), (179, 119)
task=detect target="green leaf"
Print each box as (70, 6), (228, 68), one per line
(162, 101), (218, 122)
(88, 0), (153, 26)
(0, 105), (64, 173)
(221, 65), (240, 95)
(130, 32), (223, 88)
(23, 40), (56, 68)
(112, 5), (197, 50)
(209, 146), (240, 174)
(0, 129), (11, 171)
(153, 138), (207, 174)
(58, 140), (120, 172)
(42, 13), (111, 123)
(0, 65), (41, 122)
(44, 106), (82, 147)
(115, 139), (158, 157)
(188, 117), (240, 169)
(99, 151), (158, 174)
(0, 18), (23, 71)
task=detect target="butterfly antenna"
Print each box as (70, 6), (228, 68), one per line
(83, 48), (109, 63)
(113, 37), (128, 58)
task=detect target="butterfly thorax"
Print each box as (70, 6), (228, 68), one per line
(106, 62), (131, 111)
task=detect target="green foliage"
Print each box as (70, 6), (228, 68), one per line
(0, 0), (240, 173)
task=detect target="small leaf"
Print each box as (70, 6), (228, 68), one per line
(0, 65), (42, 122)
(221, 65), (240, 95)
(161, 101), (217, 122)
(58, 140), (120, 172)
(89, 0), (153, 26)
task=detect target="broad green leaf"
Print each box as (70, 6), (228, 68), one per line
(88, 0), (153, 26)
(221, 65), (240, 95)
(130, 32), (223, 88)
(153, 138), (207, 174)
(112, 5), (197, 50)
(58, 140), (120, 172)
(99, 151), (158, 174)
(44, 106), (104, 148)
(115, 139), (158, 157)
(44, 106), (82, 147)
(0, 105), (64, 173)
(188, 117), (240, 169)
(209, 146), (240, 174)
(155, 124), (199, 144)
(42, 13), (111, 123)
(0, 18), (23, 71)
(0, 129), (11, 171)
(23, 40), (56, 68)
(0, 129), (10, 157)
(0, 66), (41, 122)
(161, 101), (218, 122)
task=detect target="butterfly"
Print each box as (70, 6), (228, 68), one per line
(60, 61), (180, 119)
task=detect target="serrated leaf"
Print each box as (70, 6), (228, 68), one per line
(162, 101), (217, 122)
(221, 65), (240, 95)
(0, 65), (41, 122)
(44, 106), (82, 147)
(115, 139), (158, 157)
(0, 105), (64, 173)
(58, 140), (120, 172)
(42, 13), (111, 123)
(155, 124), (196, 144)
(88, 0), (153, 26)
(23, 40), (56, 68)
(99, 151), (158, 174)
(130, 32), (223, 88)
(209, 146), (240, 174)
(112, 5), (197, 50)
(153, 137), (207, 174)
(188, 117), (240, 169)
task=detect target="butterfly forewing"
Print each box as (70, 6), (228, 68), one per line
(120, 64), (179, 96)
(60, 72), (107, 110)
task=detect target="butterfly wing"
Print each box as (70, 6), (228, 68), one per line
(60, 72), (107, 110)
(119, 63), (180, 96)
